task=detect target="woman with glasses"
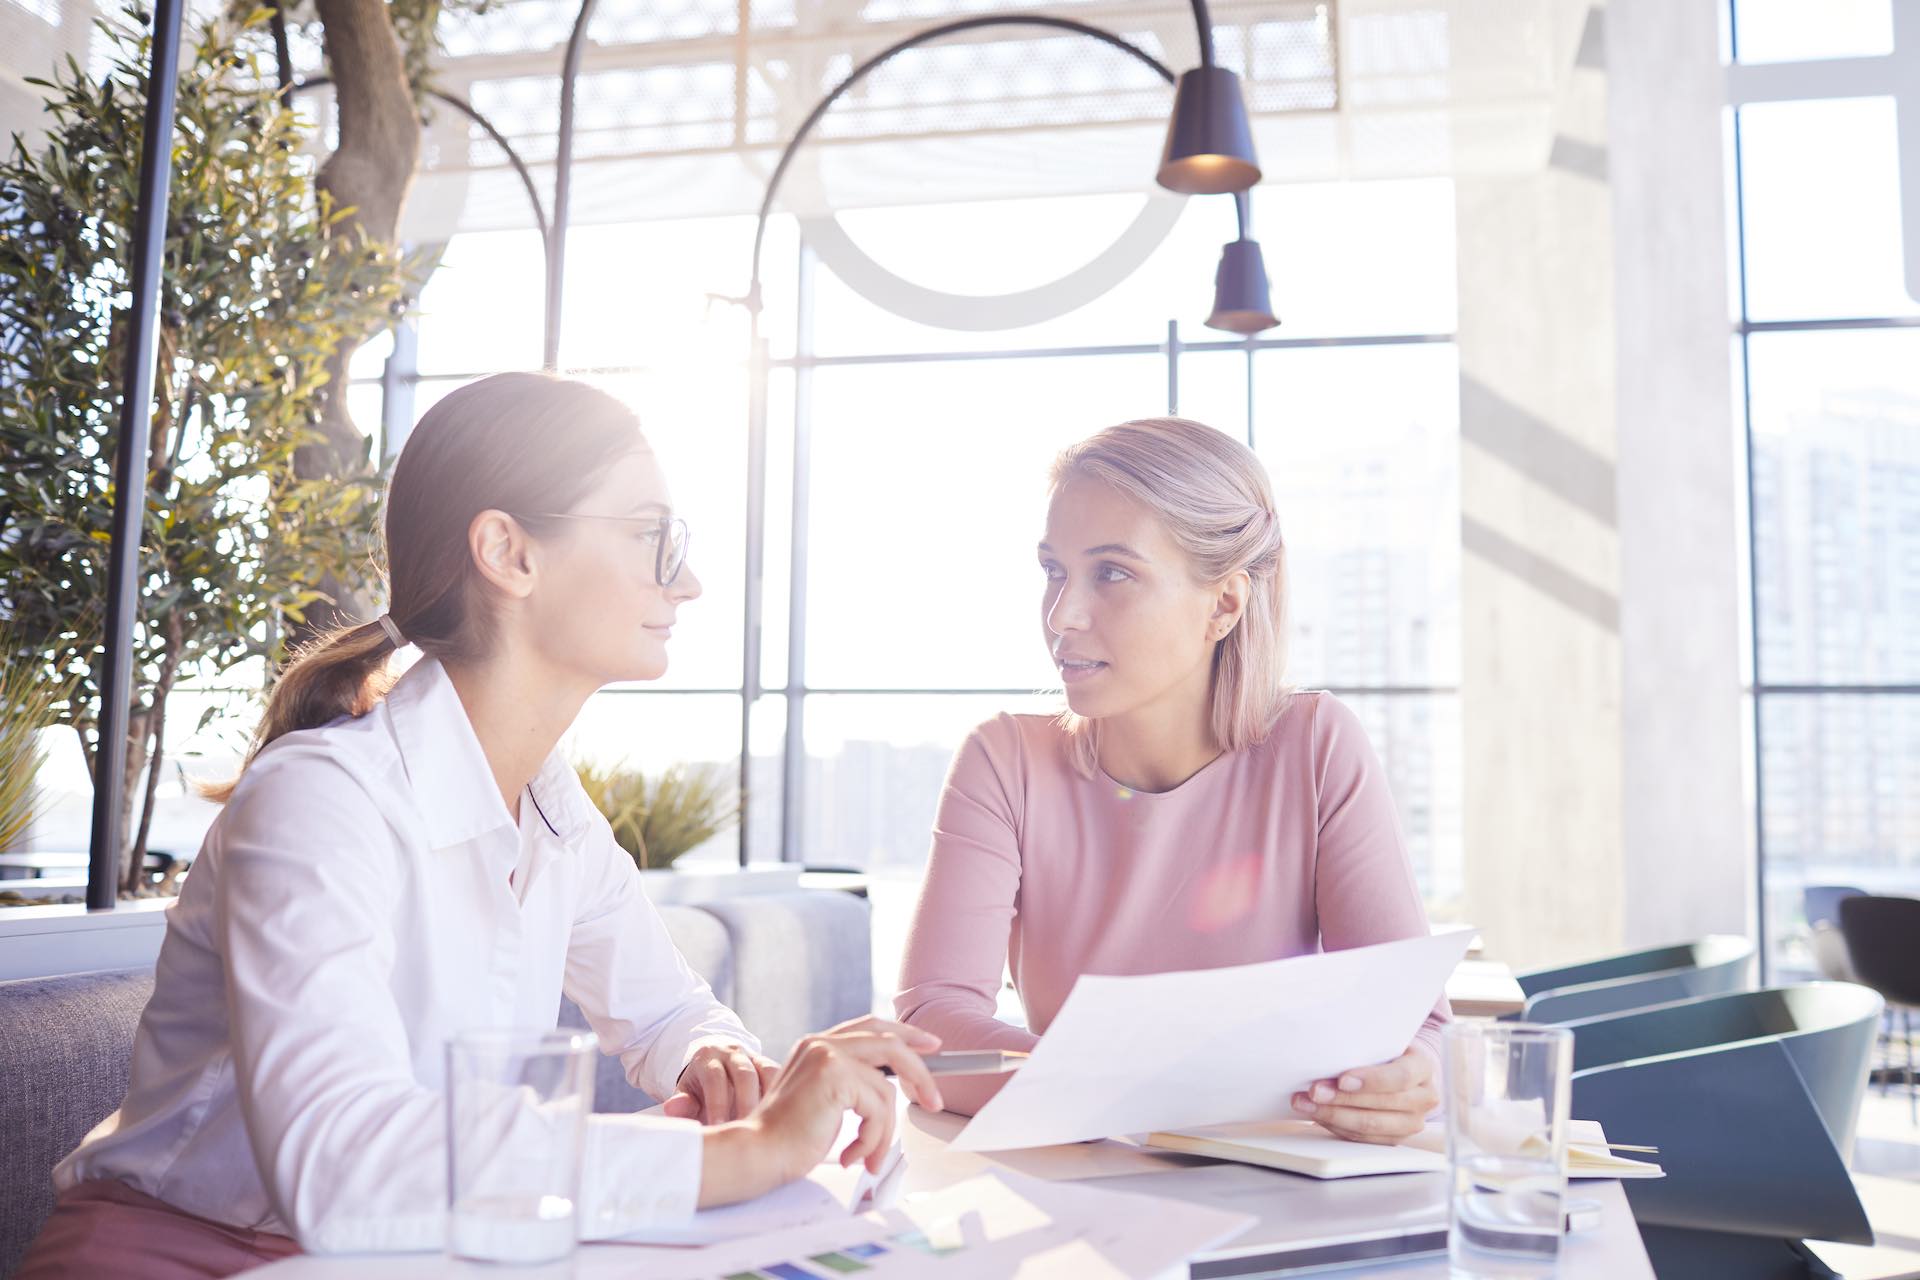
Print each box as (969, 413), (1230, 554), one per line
(21, 373), (943, 1279)
(895, 417), (1447, 1142)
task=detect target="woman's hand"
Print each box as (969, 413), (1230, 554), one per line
(697, 1016), (945, 1208)
(665, 1043), (782, 1123)
(1291, 1045), (1437, 1145)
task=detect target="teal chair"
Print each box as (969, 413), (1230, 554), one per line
(1565, 983), (1881, 1278)
(1519, 934), (1753, 1023)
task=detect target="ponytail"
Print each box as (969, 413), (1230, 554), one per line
(200, 619), (400, 802)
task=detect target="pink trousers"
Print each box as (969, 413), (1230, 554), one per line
(16, 1179), (302, 1279)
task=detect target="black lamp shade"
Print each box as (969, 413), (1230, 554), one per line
(1206, 238), (1278, 334)
(1157, 65), (1261, 195)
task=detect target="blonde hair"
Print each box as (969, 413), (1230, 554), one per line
(1049, 416), (1291, 778)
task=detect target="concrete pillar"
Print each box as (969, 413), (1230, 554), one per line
(1608, 0), (1752, 951)
(1454, 0), (1746, 968)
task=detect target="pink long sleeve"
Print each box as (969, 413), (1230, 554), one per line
(896, 694), (1449, 1117)
(1306, 696), (1451, 1066)
(895, 724), (1041, 1115)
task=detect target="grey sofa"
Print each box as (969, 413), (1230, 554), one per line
(0, 890), (872, 1276)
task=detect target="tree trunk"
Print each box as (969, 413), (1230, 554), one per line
(115, 706), (150, 894)
(298, 0), (423, 632)
(125, 614), (183, 896)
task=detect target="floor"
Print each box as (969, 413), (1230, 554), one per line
(1811, 1082), (1920, 1279)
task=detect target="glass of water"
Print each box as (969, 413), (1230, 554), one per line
(445, 1029), (598, 1265)
(1442, 1021), (1573, 1278)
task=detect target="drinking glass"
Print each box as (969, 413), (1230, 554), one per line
(445, 1029), (598, 1265)
(1442, 1022), (1573, 1278)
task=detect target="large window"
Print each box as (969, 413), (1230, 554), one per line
(364, 177), (1461, 891)
(1729, 0), (1920, 975)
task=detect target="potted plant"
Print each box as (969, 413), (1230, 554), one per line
(0, 629), (82, 906)
(573, 759), (741, 872)
(571, 758), (805, 903)
(0, 8), (416, 896)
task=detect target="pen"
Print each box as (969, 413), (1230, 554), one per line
(884, 1050), (1030, 1077)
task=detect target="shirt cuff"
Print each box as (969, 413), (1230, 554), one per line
(576, 1112), (703, 1241)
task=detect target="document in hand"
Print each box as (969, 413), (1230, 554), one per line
(953, 928), (1475, 1152)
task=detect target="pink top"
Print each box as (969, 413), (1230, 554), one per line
(895, 691), (1449, 1114)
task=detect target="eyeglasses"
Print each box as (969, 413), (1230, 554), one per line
(520, 512), (690, 587)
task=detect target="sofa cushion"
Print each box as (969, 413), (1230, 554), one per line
(698, 891), (874, 1062)
(0, 968), (155, 1277)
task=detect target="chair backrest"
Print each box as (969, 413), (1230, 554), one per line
(1838, 894), (1920, 1007)
(0, 968), (155, 1279)
(1802, 884), (1867, 931)
(1567, 982), (1883, 1156)
(1522, 934), (1754, 1023)
(1808, 921), (1857, 984)
(1566, 982), (1882, 1247)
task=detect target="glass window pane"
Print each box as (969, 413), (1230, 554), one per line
(415, 228), (546, 375)
(1737, 98), (1917, 321)
(579, 371), (749, 691)
(348, 328), (395, 381)
(557, 214), (800, 370)
(1759, 692), (1920, 977)
(804, 353), (1172, 690)
(808, 181), (1454, 358)
(1748, 329), (1920, 683)
(798, 692), (1060, 871)
(1733, 0), (1892, 62)
(1177, 348), (1251, 442)
(1253, 343), (1461, 688)
(809, 192), (1237, 357)
(1337, 691), (1461, 916)
(562, 690), (786, 865)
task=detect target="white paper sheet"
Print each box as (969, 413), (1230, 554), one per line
(954, 928), (1475, 1151)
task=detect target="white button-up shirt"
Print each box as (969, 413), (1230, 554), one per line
(56, 657), (757, 1253)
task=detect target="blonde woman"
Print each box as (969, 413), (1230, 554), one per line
(895, 417), (1446, 1142)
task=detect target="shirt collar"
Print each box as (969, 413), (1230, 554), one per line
(383, 656), (592, 849)
(383, 656), (518, 848)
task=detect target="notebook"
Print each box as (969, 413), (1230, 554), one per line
(1144, 1118), (1664, 1181)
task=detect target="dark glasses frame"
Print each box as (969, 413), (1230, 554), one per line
(519, 512), (689, 587)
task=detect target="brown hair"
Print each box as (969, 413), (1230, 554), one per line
(1049, 416), (1291, 778)
(208, 372), (644, 799)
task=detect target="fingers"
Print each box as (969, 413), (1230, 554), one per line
(695, 1056), (733, 1125)
(828, 1015), (942, 1052)
(838, 1068), (900, 1173)
(723, 1049), (762, 1119)
(1297, 1049), (1434, 1109)
(755, 1056), (781, 1097)
(822, 1032), (944, 1112)
(1297, 1090), (1436, 1113)
(1302, 1102), (1426, 1144)
(661, 1091), (700, 1120)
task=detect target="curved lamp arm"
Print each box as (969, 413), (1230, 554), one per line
(742, 15), (1176, 318)
(1190, 0), (1216, 66)
(545, 4), (1232, 363)
(292, 77), (551, 250)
